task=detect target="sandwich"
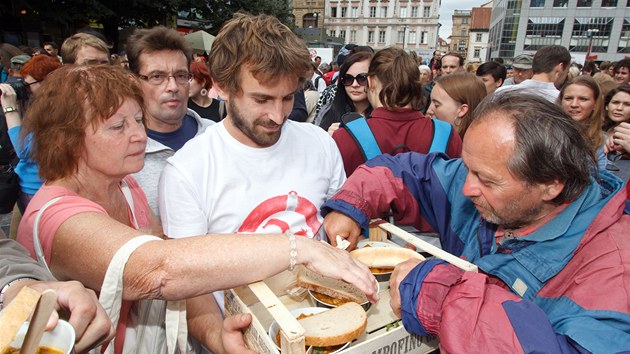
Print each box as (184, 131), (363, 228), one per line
(350, 246), (425, 271)
(298, 302), (367, 347)
(296, 266), (368, 305)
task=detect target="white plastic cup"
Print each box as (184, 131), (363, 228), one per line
(10, 319), (75, 354)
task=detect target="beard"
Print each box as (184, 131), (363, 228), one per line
(471, 196), (544, 230)
(228, 99), (284, 147)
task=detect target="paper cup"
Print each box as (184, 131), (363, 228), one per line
(10, 319), (75, 354)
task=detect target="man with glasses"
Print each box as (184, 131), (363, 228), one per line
(126, 26), (212, 216)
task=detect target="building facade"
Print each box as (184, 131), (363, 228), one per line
(489, 0), (630, 61)
(467, 2), (493, 63)
(450, 10), (472, 56)
(323, 0), (441, 57)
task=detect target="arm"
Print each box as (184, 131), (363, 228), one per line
(186, 294), (225, 353)
(1, 239), (114, 352)
(0, 83), (22, 130)
(322, 152), (464, 247)
(390, 259), (626, 353)
(46, 211), (379, 302)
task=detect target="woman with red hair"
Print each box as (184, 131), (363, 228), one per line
(0, 54), (61, 211)
(188, 61), (222, 122)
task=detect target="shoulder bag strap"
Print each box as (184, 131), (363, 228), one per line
(341, 112), (382, 161)
(33, 196), (64, 272)
(119, 179), (139, 229)
(429, 118), (453, 154)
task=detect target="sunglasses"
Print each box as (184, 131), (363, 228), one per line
(342, 73), (368, 87)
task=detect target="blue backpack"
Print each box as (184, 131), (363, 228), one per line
(340, 112), (453, 161)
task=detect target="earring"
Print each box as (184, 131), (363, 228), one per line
(200, 88), (208, 96)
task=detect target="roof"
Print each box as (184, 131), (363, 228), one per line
(470, 7), (492, 30)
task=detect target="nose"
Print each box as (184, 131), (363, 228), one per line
(570, 98), (578, 107)
(426, 103), (436, 118)
(268, 100), (288, 125)
(165, 75), (179, 92)
(461, 172), (481, 198)
(130, 120), (147, 143)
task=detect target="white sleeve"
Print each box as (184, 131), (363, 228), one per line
(325, 133), (347, 198)
(158, 162), (209, 238)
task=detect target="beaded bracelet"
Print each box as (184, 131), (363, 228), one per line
(287, 230), (298, 271)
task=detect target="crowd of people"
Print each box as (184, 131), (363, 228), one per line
(0, 12), (629, 354)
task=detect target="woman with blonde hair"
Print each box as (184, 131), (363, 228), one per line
(427, 72), (488, 137)
(558, 75), (606, 168)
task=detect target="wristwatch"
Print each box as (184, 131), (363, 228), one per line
(3, 106), (17, 114)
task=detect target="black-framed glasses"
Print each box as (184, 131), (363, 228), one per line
(24, 80), (40, 87)
(137, 72), (193, 86)
(341, 73), (368, 87)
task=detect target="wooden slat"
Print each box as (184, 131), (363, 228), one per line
(379, 222), (478, 272)
(247, 281), (305, 354)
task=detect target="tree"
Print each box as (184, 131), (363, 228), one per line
(1, 0), (293, 51)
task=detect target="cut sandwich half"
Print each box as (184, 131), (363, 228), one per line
(296, 266), (368, 304)
(350, 247), (425, 269)
(298, 302), (367, 347)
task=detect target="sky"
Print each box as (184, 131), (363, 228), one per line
(439, 0), (489, 41)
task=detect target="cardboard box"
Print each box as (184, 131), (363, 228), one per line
(224, 243), (439, 354)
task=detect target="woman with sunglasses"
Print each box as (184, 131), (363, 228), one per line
(332, 47), (463, 177)
(0, 54), (62, 212)
(314, 51), (373, 134)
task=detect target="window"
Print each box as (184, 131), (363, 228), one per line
(569, 17), (613, 52)
(553, 0), (568, 7)
(409, 31), (417, 44)
(381, 6), (387, 17)
(474, 49), (481, 57)
(341, 7), (347, 17)
(601, 0), (617, 6)
(351, 7), (358, 18)
(423, 7), (431, 17)
(577, 0), (592, 6)
(619, 18), (630, 52)
(411, 6), (418, 17)
(525, 17), (565, 50)
(331, 7), (337, 17)
(340, 30), (346, 40)
(462, 18), (469, 24)
(368, 31), (375, 43)
(400, 7), (408, 18)
(461, 29), (467, 36)
(379, 30), (386, 43)
(397, 31), (405, 43)
(350, 30), (357, 42)
(530, 0), (545, 7)
(421, 31), (427, 44)
(330, 30), (336, 37)
(303, 13), (318, 28)
(370, 6), (376, 17)
(475, 33), (482, 42)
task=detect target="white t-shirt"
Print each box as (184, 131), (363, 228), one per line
(158, 120), (346, 239)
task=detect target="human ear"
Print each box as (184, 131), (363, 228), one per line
(457, 103), (469, 118)
(541, 180), (565, 202)
(213, 80), (229, 101)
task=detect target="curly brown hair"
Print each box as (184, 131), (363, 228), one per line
(22, 64), (145, 181)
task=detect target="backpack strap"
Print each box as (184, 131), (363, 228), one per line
(341, 112), (382, 161)
(429, 118), (453, 153)
(218, 100), (226, 119)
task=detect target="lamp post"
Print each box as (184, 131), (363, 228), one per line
(402, 24), (408, 50)
(586, 28), (599, 64)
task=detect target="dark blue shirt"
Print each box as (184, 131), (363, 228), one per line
(147, 114), (198, 151)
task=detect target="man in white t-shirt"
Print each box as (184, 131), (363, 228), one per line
(159, 14), (345, 242)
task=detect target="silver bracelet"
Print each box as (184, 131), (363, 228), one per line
(287, 230), (298, 271)
(0, 277), (37, 310)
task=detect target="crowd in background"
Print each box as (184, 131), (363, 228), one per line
(0, 18), (629, 353)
